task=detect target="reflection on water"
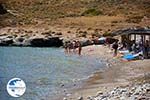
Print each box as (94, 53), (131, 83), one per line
(0, 47), (103, 100)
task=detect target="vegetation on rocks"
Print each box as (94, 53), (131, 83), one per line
(81, 8), (103, 16)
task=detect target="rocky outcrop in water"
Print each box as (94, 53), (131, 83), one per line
(29, 37), (63, 47)
(0, 35), (63, 47)
(0, 27), (106, 47)
(0, 36), (13, 46)
(0, 28), (63, 47)
(0, 27), (96, 47)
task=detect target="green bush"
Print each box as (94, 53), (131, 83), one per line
(103, 32), (112, 36)
(126, 15), (143, 23)
(76, 31), (88, 38)
(81, 8), (103, 16)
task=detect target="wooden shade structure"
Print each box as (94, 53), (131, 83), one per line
(111, 28), (150, 45)
(111, 27), (150, 58)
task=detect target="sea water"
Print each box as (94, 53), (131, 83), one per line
(0, 47), (104, 100)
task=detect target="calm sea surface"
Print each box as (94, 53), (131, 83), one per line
(0, 47), (104, 100)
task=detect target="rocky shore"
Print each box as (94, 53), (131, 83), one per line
(0, 27), (63, 47)
(0, 27), (95, 47)
(88, 83), (150, 100)
(65, 83), (150, 100)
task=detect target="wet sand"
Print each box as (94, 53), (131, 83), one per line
(61, 45), (150, 100)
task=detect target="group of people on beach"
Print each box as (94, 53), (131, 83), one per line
(64, 40), (82, 56)
(123, 39), (149, 59)
(111, 39), (150, 59)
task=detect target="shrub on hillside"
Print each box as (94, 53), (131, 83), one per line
(76, 31), (88, 38)
(103, 32), (112, 36)
(126, 16), (143, 23)
(81, 8), (103, 16)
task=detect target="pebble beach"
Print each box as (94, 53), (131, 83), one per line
(60, 45), (150, 100)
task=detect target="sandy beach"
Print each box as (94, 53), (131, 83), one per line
(61, 45), (150, 100)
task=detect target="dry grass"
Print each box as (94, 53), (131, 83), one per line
(0, 0), (149, 25)
(49, 15), (139, 33)
(0, 0), (149, 35)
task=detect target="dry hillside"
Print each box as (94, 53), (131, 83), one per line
(0, 0), (149, 34)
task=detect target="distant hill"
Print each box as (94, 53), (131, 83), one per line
(0, 0), (150, 27)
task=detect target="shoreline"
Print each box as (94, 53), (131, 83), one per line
(0, 45), (149, 100)
(58, 45), (150, 100)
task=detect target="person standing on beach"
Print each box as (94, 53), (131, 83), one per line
(77, 41), (82, 56)
(68, 41), (72, 54)
(64, 41), (68, 54)
(144, 40), (149, 59)
(72, 40), (76, 53)
(112, 41), (118, 57)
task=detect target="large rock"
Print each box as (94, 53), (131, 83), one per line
(30, 37), (63, 47)
(80, 38), (93, 46)
(0, 34), (63, 47)
(0, 35), (14, 46)
(0, 38), (13, 46)
(12, 37), (26, 46)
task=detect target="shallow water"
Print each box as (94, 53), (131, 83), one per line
(0, 47), (104, 100)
